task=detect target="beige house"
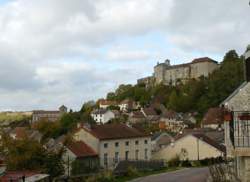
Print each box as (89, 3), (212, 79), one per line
(73, 123), (151, 169)
(152, 133), (225, 161)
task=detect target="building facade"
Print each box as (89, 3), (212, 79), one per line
(153, 57), (218, 85)
(32, 105), (67, 123)
(73, 123), (151, 169)
(91, 109), (115, 124)
(152, 133), (225, 161)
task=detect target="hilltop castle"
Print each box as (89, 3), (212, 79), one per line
(138, 57), (219, 86)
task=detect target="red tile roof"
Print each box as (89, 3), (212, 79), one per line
(142, 108), (157, 116)
(99, 99), (117, 106)
(131, 111), (145, 118)
(0, 171), (39, 182)
(162, 110), (177, 119)
(81, 123), (149, 140)
(13, 127), (27, 139)
(67, 141), (97, 158)
(191, 57), (218, 64)
(202, 107), (224, 125)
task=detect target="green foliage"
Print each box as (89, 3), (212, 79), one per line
(106, 105), (120, 111)
(0, 112), (31, 124)
(106, 50), (244, 119)
(71, 158), (99, 175)
(33, 119), (61, 139)
(86, 171), (115, 182)
(168, 155), (181, 167)
(0, 135), (64, 178)
(126, 166), (140, 177)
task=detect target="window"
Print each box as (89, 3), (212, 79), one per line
(135, 140), (139, 145)
(125, 141), (129, 146)
(104, 153), (108, 167)
(144, 149), (148, 160)
(104, 143), (108, 148)
(115, 142), (119, 147)
(125, 151), (129, 160)
(115, 152), (119, 163)
(144, 140), (148, 144)
(135, 150), (139, 160)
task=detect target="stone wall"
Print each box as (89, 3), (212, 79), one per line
(153, 59), (218, 85)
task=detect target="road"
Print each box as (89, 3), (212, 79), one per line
(129, 167), (210, 182)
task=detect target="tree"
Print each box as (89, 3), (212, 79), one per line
(106, 92), (116, 100)
(0, 135), (65, 178)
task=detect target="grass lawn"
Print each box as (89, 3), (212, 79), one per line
(115, 167), (182, 182)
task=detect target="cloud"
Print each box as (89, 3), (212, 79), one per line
(166, 0), (250, 53)
(0, 0), (249, 110)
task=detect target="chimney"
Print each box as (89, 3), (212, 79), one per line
(244, 45), (250, 82)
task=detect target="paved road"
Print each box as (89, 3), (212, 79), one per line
(130, 167), (209, 182)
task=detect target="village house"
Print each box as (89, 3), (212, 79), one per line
(9, 127), (43, 142)
(73, 123), (151, 169)
(32, 105), (67, 123)
(202, 107), (224, 129)
(99, 99), (117, 109)
(141, 107), (158, 120)
(0, 171), (49, 182)
(128, 111), (146, 124)
(220, 45), (250, 182)
(151, 132), (174, 153)
(63, 141), (99, 175)
(91, 109), (115, 124)
(160, 110), (187, 133)
(118, 99), (136, 112)
(152, 133), (225, 161)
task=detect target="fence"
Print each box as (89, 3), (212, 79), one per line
(208, 160), (240, 182)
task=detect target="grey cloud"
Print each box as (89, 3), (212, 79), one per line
(166, 0), (250, 53)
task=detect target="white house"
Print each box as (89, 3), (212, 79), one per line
(91, 109), (115, 124)
(152, 133), (225, 161)
(73, 123), (151, 169)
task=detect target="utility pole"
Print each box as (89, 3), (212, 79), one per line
(197, 138), (199, 161)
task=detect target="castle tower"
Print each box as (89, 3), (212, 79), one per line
(154, 60), (170, 84)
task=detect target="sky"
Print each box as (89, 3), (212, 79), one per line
(0, 0), (249, 111)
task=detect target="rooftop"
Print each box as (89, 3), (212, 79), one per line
(202, 107), (224, 125)
(79, 123), (149, 140)
(67, 141), (97, 158)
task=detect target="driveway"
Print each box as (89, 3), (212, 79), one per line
(129, 167), (210, 182)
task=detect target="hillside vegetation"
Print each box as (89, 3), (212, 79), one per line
(106, 50), (244, 118)
(0, 112), (31, 123)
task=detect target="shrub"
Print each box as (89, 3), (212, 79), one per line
(126, 166), (140, 177)
(168, 156), (181, 167)
(191, 160), (201, 167)
(180, 159), (192, 167)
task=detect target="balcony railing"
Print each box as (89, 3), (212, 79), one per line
(230, 111), (250, 148)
